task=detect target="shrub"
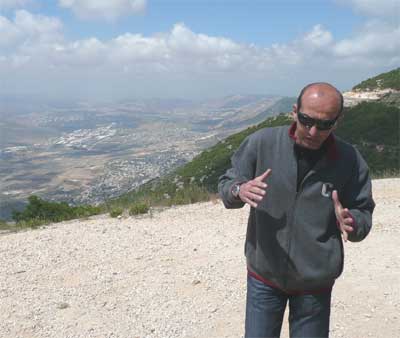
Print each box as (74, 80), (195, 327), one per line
(11, 195), (102, 227)
(0, 219), (13, 230)
(129, 203), (149, 216)
(110, 207), (124, 218)
(353, 67), (400, 90)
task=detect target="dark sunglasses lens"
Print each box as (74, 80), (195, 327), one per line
(316, 120), (336, 130)
(298, 111), (336, 130)
(298, 112), (314, 127)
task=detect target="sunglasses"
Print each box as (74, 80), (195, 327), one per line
(297, 111), (339, 131)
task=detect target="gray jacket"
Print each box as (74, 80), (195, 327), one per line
(218, 125), (375, 292)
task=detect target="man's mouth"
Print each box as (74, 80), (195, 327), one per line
(305, 138), (320, 147)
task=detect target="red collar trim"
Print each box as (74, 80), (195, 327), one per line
(289, 122), (297, 140)
(288, 122), (339, 161)
(247, 269), (333, 295)
(325, 132), (339, 161)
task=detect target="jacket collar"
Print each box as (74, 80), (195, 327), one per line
(288, 122), (339, 161)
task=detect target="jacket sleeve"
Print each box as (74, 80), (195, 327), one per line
(342, 150), (375, 242)
(218, 135), (257, 209)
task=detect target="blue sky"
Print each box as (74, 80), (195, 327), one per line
(0, 0), (399, 101)
(40, 1), (363, 44)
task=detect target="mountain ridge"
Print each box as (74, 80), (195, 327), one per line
(3, 68), (399, 226)
(105, 68), (399, 212)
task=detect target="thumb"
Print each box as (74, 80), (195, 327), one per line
(256, 168), (272, 182)
(332, 190), (340, 207)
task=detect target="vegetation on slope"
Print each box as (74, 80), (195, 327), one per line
(9, 195), (103, 228)
(353, 68), (400, 91)
(5, 100), (398, 229)
(111, 101), (398, 210)
(335, 102), (399, 174)
(4, 68), (399, 229)
(104, 114), (292, 211)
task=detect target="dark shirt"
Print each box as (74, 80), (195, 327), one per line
(294, 142), (328, 191)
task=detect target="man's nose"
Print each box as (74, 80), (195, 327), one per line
(308, 125), (319, 136)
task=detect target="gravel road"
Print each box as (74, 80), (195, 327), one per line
(1, 178), (399, 338)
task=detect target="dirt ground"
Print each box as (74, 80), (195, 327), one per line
(0, 178), (399, 338)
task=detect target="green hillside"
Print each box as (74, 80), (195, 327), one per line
(108, 100), (399, 211)
(353, 68), (400, 91)
(7, 100), (397, 229)
(336, 102), (399, 172)
(106, 113), (293, 209)
(5, 68), (399, 228)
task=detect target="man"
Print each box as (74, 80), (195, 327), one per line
(218, 83), (375, 338)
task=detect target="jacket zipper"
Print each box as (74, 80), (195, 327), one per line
(283, 172), (313, 290)
(283, 190), (299, 290)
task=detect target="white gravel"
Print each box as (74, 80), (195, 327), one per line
(0, 178), (399, 338)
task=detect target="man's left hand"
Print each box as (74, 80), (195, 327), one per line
(332, 190), (354, 242)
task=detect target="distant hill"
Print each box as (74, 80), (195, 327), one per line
(213, 96), (295, 130)
(335, 102), (399, 173)
(182, 102), (398, 185)
(107, 113), (293, 209)
(109, 69), (399, 210)
(108, 103), (398, 212)
(5, 68), (399, 225)
(353, 68), (400, 91)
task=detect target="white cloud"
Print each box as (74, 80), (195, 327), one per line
(0, 10), (63, 49)
(14, 9), (63, 42)
(58, 0), (146, 20)
(334, 21), (400, 60)
(0, 15), (20, 46)
(302, 24), (334, 48)
(0, 0), (31, 10)
(49, 38), (106, 69)
(337, 0), (400, 18)
(332, 0), (400, 68)
(0, 10), (399, 100)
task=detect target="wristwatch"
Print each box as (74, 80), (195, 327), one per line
(231, 183), (242, 198)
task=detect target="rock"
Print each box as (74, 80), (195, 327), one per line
(57, 302), (69, 310)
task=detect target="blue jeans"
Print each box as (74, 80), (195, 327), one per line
(245, 274), (331, 338)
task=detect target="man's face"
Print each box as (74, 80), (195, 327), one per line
(293, 89), (341, 150)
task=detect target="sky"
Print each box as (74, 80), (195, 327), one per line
(0, 0), (399, 101)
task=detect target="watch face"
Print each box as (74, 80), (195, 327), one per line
(232, 183), (240, 197)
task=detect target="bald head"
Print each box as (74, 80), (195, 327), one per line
(297, 82), (343, 116)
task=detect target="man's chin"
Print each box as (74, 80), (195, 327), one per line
(302, 139), (321, 149)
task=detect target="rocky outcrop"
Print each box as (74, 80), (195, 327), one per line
(343, 88), (400, 107)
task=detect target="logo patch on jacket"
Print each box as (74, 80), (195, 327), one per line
(321, 183), (334, 197)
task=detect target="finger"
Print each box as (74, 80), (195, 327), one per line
(245, 191), (264, 202)
(242, 197), (258, 208)
(341, 230), (348, 242)
(342, 225), (354, 233)
(342, 208), (353, 218)
(332, 190), (341, 208)
(248, 186), (266, 196)
(338, 209), (353, 222)
(255, 169), (272, 182)
(250, 180), (268, 189)
(343, 217), (354, 225)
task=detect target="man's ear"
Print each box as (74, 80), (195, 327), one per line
(292, 104), (298, 120)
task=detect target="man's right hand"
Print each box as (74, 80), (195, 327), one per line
(239, 169), (272, 208)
